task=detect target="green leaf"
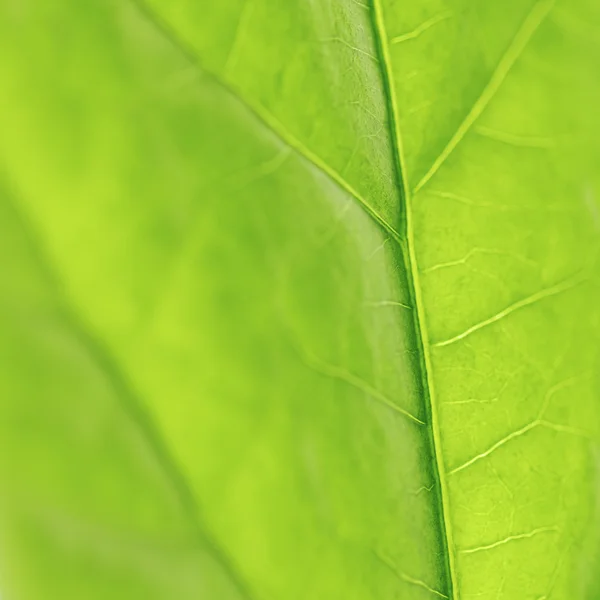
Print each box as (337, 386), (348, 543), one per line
(0, 1), (599, 599)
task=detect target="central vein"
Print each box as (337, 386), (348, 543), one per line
(368, 1), (459, 598)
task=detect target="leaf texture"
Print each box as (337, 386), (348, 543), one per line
(0, 1), (599, 599)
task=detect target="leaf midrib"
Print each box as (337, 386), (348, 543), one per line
(367, 2), (457, 599)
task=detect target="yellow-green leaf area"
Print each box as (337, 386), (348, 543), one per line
(1, 1), (600, 600)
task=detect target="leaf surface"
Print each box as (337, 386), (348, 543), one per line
(0, 1), (599, 599)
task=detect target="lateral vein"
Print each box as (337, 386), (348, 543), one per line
(294, 344), (425, 425)
(413, 0), (556, 193)
(132, 0), (403, 245)
(459, 527), (559, 555)
(449, 421), (539, 475)
(432, 272), (586, 348)
(474, 125), (556, 149)
(375, 551), (449, 598)
(390, 11), (453, 45)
